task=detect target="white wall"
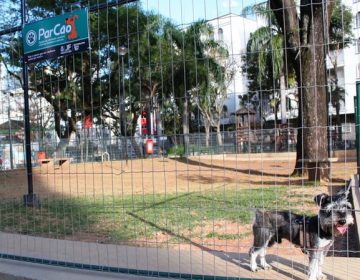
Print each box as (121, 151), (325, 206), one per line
(209, 1), (360, 120)
(209, 13), (265, 116)
(332, 0), (360, 115)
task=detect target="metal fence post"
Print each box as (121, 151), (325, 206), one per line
(355, 82), (360, 175)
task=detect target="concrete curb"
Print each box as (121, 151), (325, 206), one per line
(189, 152), (356, 162)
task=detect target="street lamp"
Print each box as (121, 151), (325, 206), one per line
(118, 46), (128, 163)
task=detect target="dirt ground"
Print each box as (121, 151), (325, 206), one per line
(0, 155), (357, 256)
(0, 155), (355, 198)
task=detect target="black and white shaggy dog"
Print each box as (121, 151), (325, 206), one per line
(249, 188), (354, 280)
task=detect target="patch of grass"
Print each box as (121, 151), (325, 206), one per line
(205, 232), (252, 240)
(0, 186), (314, 244)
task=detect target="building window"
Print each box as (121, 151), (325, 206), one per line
(357, 38), (360, 53)
(357, 12), (360, 28)
(218, 28), (224, 41)
(357, 63), (360, 79)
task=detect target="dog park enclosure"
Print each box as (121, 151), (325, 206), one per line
(0, 0), (360, 279)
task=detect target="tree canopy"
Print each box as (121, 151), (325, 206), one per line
(1, 1), (231, 154)
(242, 0), (353, 180)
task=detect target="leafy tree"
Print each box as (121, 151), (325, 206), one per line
(242, 3), (296, 126)
(2, 1), (230, 158)
(181, 21), (233, 147)
(244, 0), (351, 180)
(162, 20), (231, 151)
(269, 0), (337, 181)
(2, 2), (181, 156)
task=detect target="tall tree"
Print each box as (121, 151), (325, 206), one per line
(183, 21), (234, 147)
(244, 0), (352, 179)
(242, 2), (299, 134)
(269, 0), (335, 181)
(2, 2), (183, 156)
(166, 20), (231, 151)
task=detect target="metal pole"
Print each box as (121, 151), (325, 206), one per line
(7, 93), (13, 169)
(356, 82), (360, 175)
(121, 55), (128, 163)
(119, 46), (128, 163)
(22, 0), (39, 207)
(322, 0), (331, 159)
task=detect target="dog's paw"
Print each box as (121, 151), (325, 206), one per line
(262, 263), (272, 270)
(250, 265), (259, 272)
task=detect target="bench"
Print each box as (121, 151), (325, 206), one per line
(39, 158), (72, 166)
(55, 158), (71, 166)
(38, 158), (53, 165)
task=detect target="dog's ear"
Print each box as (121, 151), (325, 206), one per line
(314, 193), (329, 206)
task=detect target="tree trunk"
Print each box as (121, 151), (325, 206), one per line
(335, 104), (341, 143)
(54, 111), (76, 158)
(216, 122), (223, 146)
(155, 106), (162, 137)
(270, 0), (334, 181)
(182, 95), (190, 155)
(204, 121), (210, 147)
(280, 75), (287, 124)
(301, 5), (329, 181)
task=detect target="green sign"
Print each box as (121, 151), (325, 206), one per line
(23, 9), (89, 63)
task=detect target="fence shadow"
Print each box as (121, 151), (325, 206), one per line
(172, 157), (291, 178)
(125, 193), (342, 280)
(212, 251), (343, 280)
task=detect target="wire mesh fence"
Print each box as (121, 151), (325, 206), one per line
(0, 0), (360, 279)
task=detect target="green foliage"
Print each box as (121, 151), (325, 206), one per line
(167, 145), (185, 157)
(205, 232), (251, 240)
(242, 0), (352, 113)
(329, 0), (353, 50)
(2, 2), (229, 140)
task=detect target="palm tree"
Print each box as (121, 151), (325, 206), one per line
(245, 1), (352, 180)
(243, 3), (293, 126)
(168, 20), (231, 149)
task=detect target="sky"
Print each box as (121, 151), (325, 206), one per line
(140, 0), (262, 26)
(0, 0), (263, 32)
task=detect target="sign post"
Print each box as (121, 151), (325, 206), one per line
(21, 0), (39, 207)
(21, 8), (89, 206)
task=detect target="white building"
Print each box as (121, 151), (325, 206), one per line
(323, 0), (360, 143)
(327, 0), (360, 117)
(208, 13), (265, 124)
(209, 2), (359, 127)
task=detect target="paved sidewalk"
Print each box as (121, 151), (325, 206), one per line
(0, 258), (171, 280)
(0, 232), (359, 279)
